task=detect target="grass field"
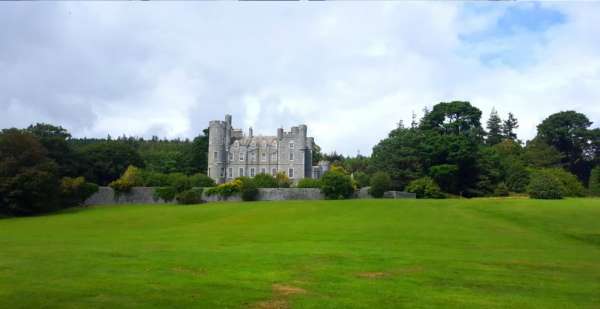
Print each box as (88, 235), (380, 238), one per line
(1, 198), (600, 308)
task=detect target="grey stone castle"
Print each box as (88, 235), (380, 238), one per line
(207, 115), (328, 184)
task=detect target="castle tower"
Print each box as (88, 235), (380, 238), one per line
(207, 115), (231, 184)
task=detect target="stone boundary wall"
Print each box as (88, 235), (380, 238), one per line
(84, 186), (415, 206)
(84, 187), (172, 206)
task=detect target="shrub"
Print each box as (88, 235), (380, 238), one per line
(205, 179), (242, 198)
(167, 173), (191, 192)
(320, 170), (354, 199)
(297, 178), (322, 188)
(59, 176), (99, 207)
(175, 188), (204, 205)
(252, 173), (278, 188)
(590, 167), (600, 196)
(189, 173), (215, 188)
(536, 168), (585, 197)
(238, 177), (259, 201)
(109, 165), (142, 193)
(154, 186), (177, 202)
(493, 182), (510, 197)
(528, 170), (564, 199)
(504, 161), (530, 193)
(353, 171), (370, 188)
(406, 177), (445, 199)
(429, 164), (459, 193)
(275, 172), (291, 188)
(369, 172), (391, 198)
(139, 170), (170, 187)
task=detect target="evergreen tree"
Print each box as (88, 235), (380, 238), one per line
(486, 108), (503, 145)
(502, 112), (519, 140)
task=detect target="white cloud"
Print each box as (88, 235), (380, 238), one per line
(0, 2), (598, 155)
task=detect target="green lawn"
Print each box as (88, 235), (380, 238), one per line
(1, 199), (600, 308)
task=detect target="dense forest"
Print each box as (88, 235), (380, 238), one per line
(1, 100), (599, 216)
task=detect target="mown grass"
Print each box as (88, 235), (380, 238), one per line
(1, 198), (600, 308)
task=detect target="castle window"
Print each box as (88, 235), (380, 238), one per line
(289, 142), (294, 149)
(229, 152), (234, 161)
(250, 153), (256, 161)
(239, 152), (244, 161)
(228, 167), (233, 178)
(208, 168), (211, 177)
(289, 151), (294, 161)
(239, 167), (244, 177)
(213, 151), (218, 161)
(261, 152), (266, 161)
(272, 168), (277, 176)
(288, 168), (294, 179)
(261, 167), (266, 174)
(234, 141), (239, 148)
(220, 168), (224, 177)
(250, 168), (255, 177)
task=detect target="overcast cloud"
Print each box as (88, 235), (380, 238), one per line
(1, 2), (599, 155)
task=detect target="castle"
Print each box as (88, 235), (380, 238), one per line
(207, 115), (327, 184)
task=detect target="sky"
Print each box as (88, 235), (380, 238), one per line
(1, 2), (599, 156)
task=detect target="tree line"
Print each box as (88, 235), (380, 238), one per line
(0, 124), (210, 216)
(330, 101), (599, 198)
(1, 100), (599, 216)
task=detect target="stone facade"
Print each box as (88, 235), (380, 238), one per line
(207, 115), (323, 184)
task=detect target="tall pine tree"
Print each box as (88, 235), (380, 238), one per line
(486, 108), (502, 145)
(502, 112), (519, 140)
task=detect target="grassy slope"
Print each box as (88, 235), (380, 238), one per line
(1, 199), (600, 308)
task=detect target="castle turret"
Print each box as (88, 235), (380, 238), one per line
(207, 117), (228, 183)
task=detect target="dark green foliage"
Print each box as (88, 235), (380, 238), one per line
(0, 130), (62, 216)
(528, 170), (564, 199)
(536, 111), (595, 183)
(320, 170), (354, 199)
(238, 177), (259, 201)
(589, 167), (600, 196)
(352, 171), (370, 188)
(296, 178), (322, 188)
(406, 177), (445, 199)
(419, 101), (483, 137)
(493, 139), (523, 157)
(523, 138), (563, 168)
(189, 173), (215, 188)
(472, 146), (503, 196)
(175, 188), (204, 205)
(252, 173), (278, 188)
(494, 183), (510, 197)
(369, 172), (391, 198)
(543, 168), (585, 197)
(59, 177), (99, 208)
(429, 164), (459, 193)
(26, 123), (82, 177)
(312, 143), (323, 163)
(167, 173), (191, 192)
(139, 170), (170, 187)
(502, 112), (519, 140)
(371, 128), (424, 189)
(343, 156), (371, 174)
(486, 108), (503, 145)
(80, 142), (144, 185)
(154, 187), (177, 202)
(372, 102), (486, 196)
(503, 159), (530, 193)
